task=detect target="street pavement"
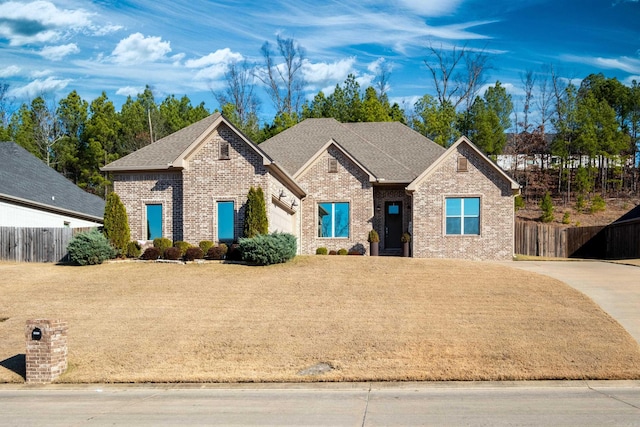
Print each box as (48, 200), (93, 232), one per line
(504, 260), (640, 344)
(1, 381), (640, 426)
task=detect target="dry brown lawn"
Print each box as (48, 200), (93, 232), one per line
(1, 256), (640, 383)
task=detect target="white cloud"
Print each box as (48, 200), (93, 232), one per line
(31, 69), (51, 78)
(92, 24), (123, 37)
(185, 48), (243, 69)
(116, 86), (144, 97)
(111, 33), (172, 65)
(0, 1), (94, 46)
(9, 76), (71, 98)
(561, 54), (640, 75)
(0, 65), (21, 77)
(39, 43), (79, 61)
(302, 57), (357, 87)
(396, 0), (463, 16)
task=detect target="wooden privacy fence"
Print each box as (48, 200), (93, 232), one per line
(515, 219), (640, 259)
(0, 227), (95, 263)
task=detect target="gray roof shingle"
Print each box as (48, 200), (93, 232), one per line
(0, 142), (105, 220)
(102, 113), (222, 171)
(259, 118), (445, 182)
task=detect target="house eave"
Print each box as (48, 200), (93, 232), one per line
(100, 165), (183, 173)
(0, 193), (104, 223)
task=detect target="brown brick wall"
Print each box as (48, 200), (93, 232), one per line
(372, 186), (413, 250)
(25, 319), (67, 384)
(411, 143), (515, 260)
(297, 145), (373, 255)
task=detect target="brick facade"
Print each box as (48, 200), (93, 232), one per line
(297, 145), (373, 255)
(372, 186), (413, 251)
(411, 143), (515, 260)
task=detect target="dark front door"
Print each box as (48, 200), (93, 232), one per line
(385, 201), (403, 249)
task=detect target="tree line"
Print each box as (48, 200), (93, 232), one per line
(1, 38), (639, 204)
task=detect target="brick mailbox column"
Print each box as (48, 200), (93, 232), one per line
(25, 319), (68, 384)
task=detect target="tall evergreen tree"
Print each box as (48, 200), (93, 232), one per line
(243, 186), (268, 238)
(103, 192), (130, 255)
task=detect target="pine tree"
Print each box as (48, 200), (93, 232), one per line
(103, 192), (130, 255)
(539, 192), (554, 223)
(243, 187), (269, 238)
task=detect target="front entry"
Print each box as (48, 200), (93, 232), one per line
(384, 201), (403, 249)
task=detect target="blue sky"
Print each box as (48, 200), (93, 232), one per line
(0, 0), (639, 123)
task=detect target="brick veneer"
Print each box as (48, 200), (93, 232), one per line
(25, 319), (68, 384)
(297, 145), (373, 255)
(372, 186), (413, 250)
(411, 143), (515, 260)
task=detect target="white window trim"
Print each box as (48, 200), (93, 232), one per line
(317, 200), (351, 239)
(142, 200), (164, 241)
(213, 198), (237, 242)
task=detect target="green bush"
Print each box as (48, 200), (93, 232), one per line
(316, 247), (328, 255)
(126, 241), (142, 258)
(367, 229), (379, 243)
(141, 247), (160, 260)
(103, 192), (130, 256)
(199, 240), (215, 253)
(243, 186), (268, 238)
(562, 212), (571, 224)
(337, 248), (348, 255)
(589, 194), (606, 213)
(67, 229), (116, 266)
(539, 192), (554, 223)
(514, 195), (525, 211)
(239, 232), (297, 265)
(164, 247), (182, 260)
(575, 194), (585, 212)
(184, 247), (204, 261)
(173, 241), (191, 256)
(153, 237), (172, 254)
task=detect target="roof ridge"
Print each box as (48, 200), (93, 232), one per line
(337, 121), (415, 176)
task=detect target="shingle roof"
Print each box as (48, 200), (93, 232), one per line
(259, 118), (446, 182)
(102, 113), (222, 171)
(0, 142), (105, 220)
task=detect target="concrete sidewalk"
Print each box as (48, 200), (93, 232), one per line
(503, 260), (640, 344)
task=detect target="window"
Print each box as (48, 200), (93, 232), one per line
(146, 204), (162, 240)
(217, 201), (235, 241)
(219, 140), (230, 160)
(446, 198), (480, 235)
(328, 158), (338, 173)
(318, 202), (349, 238)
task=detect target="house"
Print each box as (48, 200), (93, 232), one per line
(0, 142), (105, 228)
(103, 113), (520, 260)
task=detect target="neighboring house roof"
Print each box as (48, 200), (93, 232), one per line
(259, 118), (446, 182)
(101, 113), (305, 198)
(407, 136), (521, 193)
(0, 142), (105, 221)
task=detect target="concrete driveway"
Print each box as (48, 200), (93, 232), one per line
(504, 260), (640, 344)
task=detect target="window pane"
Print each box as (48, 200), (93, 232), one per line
(465, 198), (480, 216)
(146, 204), (162, 240)
(446, 198), (461, 216)
(464, 217), (480, 235)
(334, 202), (349, 238)
(318, 203), (332, 237)
(446, 217), (461, 235)
(388, 204), (399, 215)
(217, 201), (234, 241)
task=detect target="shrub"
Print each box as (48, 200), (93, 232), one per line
(401, 232), (411, 243)
(103, 192), (130, 256)
(126, 241), (142, 258)
(243, 186), (268, 238)
(141, 247), (161, 260)
(199, 240), (215, 254)
(184, 247), (204, 261)
(329, 250), (337, 255)
(367, 229), (379, 243)
(316, 247), (328, 255)
(153, 237), (172, 254)
(164, 247), (182, 260)
(348, 250), (362, 255)
(207, 245), (227, 260)
(227, 243), (243, 261)
(539, 192), (554, 223)
(514, 195), (525, 211)
(590, 194), (606, 213)
(575, 194), (585, 212)
(337, 248), (348, 255)
(173, 241), (191, 256)
(67, 229), (116, 266)
(562, 212), (571, 224)
(239, 232), (297, 265)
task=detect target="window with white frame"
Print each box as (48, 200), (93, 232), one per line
(318, 202), (349, 238)
(445, 197), (480, 235)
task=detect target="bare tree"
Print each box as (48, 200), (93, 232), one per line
(31, 96), (62, 166)
(373, 59), (392, 98)
(423, 42), (490, 110)
(214, 59), (260, 126)
(256, 35), (306, 115)
(0, 82), (14, 128)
